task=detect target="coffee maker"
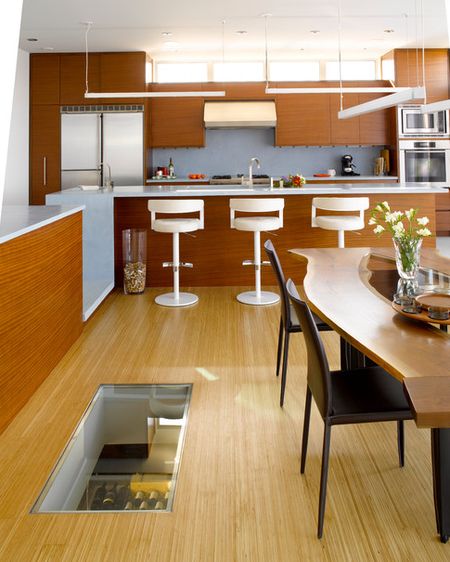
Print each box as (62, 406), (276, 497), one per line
(341, 154), (360, 176)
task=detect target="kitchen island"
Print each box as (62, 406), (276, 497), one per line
(47, 183), (446, 319)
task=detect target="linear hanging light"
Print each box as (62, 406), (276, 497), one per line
(82, 23), (225, 100)
(84, 91), (226, 98)
(265, 87), (410, 94)
(420, 99), (450, 113)
(338, 86), (425, 119)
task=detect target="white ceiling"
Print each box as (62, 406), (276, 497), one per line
(19, 0), (450, 62)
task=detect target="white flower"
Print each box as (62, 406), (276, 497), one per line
(385, 211), (403, 224)
(373, 225), (385, 234)
(368, 217), (377, 225)
(417, 227), (432, 237)
(417, 216), (430, 226)
(392, 222), (405, 237)
(382, 201), (390, 211)
(405, 208), (415, 219)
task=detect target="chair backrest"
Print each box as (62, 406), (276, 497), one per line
(312, 197), (369, 212)
(230, 198), (284, 228)
(264, 240), (291, 326)
(148, 199), (204, 229)
(286, 279), (332, 419)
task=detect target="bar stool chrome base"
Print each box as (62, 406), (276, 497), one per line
(237, 290), (280, 306)
(155, 292), (198, 307)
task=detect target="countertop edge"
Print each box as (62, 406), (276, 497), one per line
(0, 205), (85, 245)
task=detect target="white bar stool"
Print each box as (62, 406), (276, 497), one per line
(148, 199), (204, 307)
(230, 198), (284, 305)
(311, 197), (369, 248)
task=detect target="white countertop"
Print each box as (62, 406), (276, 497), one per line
(57, 183), (448, 197)
(145, 175), (398, 184)
(0, 205), (85, 245)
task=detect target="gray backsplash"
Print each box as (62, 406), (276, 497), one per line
(152, 129), (385, 177)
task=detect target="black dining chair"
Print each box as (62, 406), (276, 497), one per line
(286, 278), (414, 539)
(264, 240), (332, 407)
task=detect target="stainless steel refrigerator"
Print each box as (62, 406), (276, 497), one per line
(61, 110), (144, 189)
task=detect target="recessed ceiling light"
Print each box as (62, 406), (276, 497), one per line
(162, 31), (172, 37)
(27, 38), (38, 42)
(235, 30), (247, 35)
(384, 29), (395, 33)
(42, 47), (54, 51)
(310, 30), (320, 34)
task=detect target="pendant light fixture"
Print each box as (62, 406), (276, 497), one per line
(338, 2), (426, 119)
(83, 23), (226, 99)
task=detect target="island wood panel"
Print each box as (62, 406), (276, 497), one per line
(60, 53), (101, 105)
(29, 105), (61, 205)
(0, 213), (83, 434)
(113, 193), (436, 287)
(394, 49), (450, 103)
(30, 54), (60, 105)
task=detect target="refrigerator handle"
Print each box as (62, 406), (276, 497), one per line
(43, 157), (47, 186)
(98, 114), (103, 185)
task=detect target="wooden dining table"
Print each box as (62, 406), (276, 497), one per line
(289, 246), (450, 543)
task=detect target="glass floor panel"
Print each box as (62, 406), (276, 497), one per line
(32, 384), (192, 513)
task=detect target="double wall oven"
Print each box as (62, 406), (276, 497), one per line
(398, 105), (450, 185)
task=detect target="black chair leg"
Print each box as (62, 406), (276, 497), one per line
(276, 317), (284, 378)
(397, 420), (405, 468)
(279, 330), (290, 407)
(318, 423), (332, 539)
(300, 387), (312, 474)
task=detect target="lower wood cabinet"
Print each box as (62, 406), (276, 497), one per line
(436, 193), (450, 236)
(30, 105), (61, 205)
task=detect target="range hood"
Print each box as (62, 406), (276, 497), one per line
(204, 101), (277, 128)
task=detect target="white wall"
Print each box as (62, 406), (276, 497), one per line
(4, 49), (29, 206)
(0, 1), (23, 215)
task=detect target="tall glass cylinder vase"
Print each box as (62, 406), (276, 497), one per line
(393, 237), (422, 281)
(122, 229), (147, 294)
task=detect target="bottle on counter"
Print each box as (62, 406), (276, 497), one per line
(168, 157), (175, 178)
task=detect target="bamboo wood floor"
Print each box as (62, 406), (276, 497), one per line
(0, 287), (448, 561)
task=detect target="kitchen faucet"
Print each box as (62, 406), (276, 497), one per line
(248, 157), (260, 186)
(99, 162), (113, 190)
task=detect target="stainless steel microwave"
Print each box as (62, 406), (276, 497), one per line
(398, 105), (449, 137)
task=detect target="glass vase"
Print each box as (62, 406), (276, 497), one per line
(122, 229), (147, 294)
(393, 237), (422, 281)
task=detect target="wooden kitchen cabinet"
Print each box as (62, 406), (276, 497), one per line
(393, 49), (449, 103)
(99, 52), (146, 103)
(149, 84), (205, 147)
(358, 93), (392, 145)
(275, 93), (331, 146)
(30, 105), (61, 205)
(30, 54), (60, 105)
(330, 93), (360, 145)
(60, 53), (101, 105)
(436, 192), (450, 236)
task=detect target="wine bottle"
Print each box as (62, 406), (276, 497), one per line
(168, 157), (175, 178)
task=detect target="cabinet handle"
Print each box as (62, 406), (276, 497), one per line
(43, 157), (47, 186)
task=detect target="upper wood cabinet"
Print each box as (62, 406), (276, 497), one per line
(392, 49), (450, 103)
(275, 93), (331, 146)
(330, 93), (360, 145)
(30, 105), (60, 205)
(99, 52), (146, 103)
(30, 54), (60, 105)
(60, 53), (100, 105)
(358, 94), (392, 145)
